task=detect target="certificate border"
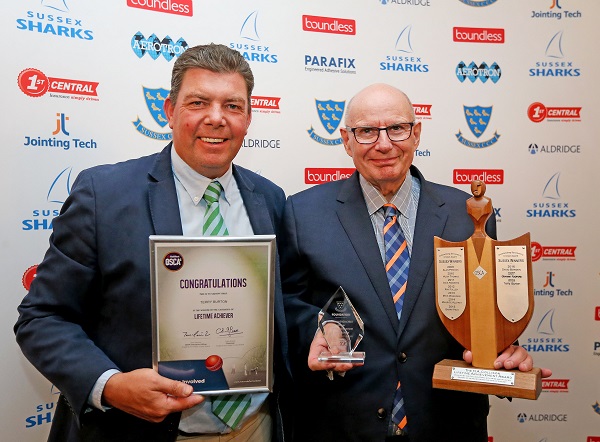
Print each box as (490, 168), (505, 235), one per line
(149, 235), (275, 395)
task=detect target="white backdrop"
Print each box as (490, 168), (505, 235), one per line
(1, 1), (599, 441)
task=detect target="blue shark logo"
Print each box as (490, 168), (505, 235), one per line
(545, 31), (564, 59)
(542, 172), (561, 200)
(42, 0), (69, 12)
(395, 25), (413, 53)
(143, 87), (169, 127)
(316, 100), (345, 135)
(240, 11), (260, 41)
(537, 309), (556, 335)
(463, 105), (492, 138)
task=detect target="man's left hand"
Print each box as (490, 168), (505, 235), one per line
(463, 345), (552, 378)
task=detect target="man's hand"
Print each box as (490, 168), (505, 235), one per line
(102, 368), (205, 422)
(307, 328), (360, 373)
(463, 346), (552, 378)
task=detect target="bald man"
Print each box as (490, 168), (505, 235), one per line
(280, 84), (548, 442)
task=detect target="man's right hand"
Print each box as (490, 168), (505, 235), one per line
(102, 368), (205, 422)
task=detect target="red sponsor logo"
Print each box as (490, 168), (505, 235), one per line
(22, 265), (38, 291)
(542, 379), (570, 392)
(488, 437), (494, 442)
(251, 96), (280, 109)
(413, 104), (432, 116)
(453, 27), (505, 43)
(305, 168), (355, 184)
(531, 241), (576, 262)
(18, 68), (98, 98)
(587, 437), (600, 442)
(126, 0), (192, 16)
(302, 15), (355, 35)
(595, 306), (600, 321)
(528, 102), (581, 123)
(453, 169), (504, 185)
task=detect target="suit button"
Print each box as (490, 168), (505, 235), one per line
(377, 408), (387, 419)
(398, 352), (408, 363)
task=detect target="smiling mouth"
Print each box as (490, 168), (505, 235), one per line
(200, 137), (225, 143)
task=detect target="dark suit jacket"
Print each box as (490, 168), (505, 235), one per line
(280, 167), (495, 442)
(15, 144), (291, 442)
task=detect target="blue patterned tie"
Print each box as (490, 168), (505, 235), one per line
(203, 181), (251, 429)
(383, 203), (409, 435)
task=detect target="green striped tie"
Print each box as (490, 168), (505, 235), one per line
(203, 181), (251, 429)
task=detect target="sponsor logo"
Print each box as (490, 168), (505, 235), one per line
(528, 102), (581, 122)
(22, 265), (38, 291)
(307, 99), (345, 145)
(517, 412), (568, 423)
(542, 378), (570, 393)
(528, 143), (581, 156)
(526, 172), (576, 218)
(531, 0), (582, 19)
(131, 33), (188, 61)
(453, 169), (504, 185)
(23, 112), (98, 151)
(413, 104), (432, 120)
(535, 271), (574, 298)
(593, 402), (600, 415)
(458, 0), (498, 7)
(163, 252), (183, 271)
(456, 61), (501, 83)
(456, 105), (500, 148)
(22, 166), (74, 231)
(229, 11), (278, 64)
(595, 306), (600, 321)
(589, 437), (600, 442)
(522, 308), (570, 352)
(531, 241), (576, 262)
(25, 385), (60, 429)
(302, 15), (355, 35)
(251, 96), (281, 114)
(242, 138), (281, 149)
(453, 27), (505, 43)
(379, 0), (431, 6)
(132, 87), (172, 141)
(16, 1), (94, 40)
(305, 55), (356, 74)
(126, 0), (192, 16)
(17, 68), (99, 101)
(380, 25), (429, 73)
(305, 168), (355, 184)
(530, 31), (581, 77)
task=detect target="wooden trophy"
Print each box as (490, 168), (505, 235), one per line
(431, 180), (542, 400)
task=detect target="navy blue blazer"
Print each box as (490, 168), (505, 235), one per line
(280, 166), (495, 442)
(15, 144), (290, 442)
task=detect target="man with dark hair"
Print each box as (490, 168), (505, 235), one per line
(15, 43), (290, 442)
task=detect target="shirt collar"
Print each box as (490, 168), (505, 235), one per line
(171, 147), (233, 207)
(359, 171), (414, 220)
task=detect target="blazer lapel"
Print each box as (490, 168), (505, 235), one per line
(336, 173), (400, 331)
(148, 144), (183, 236)
(233, 166), (274, 235)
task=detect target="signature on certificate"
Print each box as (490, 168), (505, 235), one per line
(216, 326), (243, 337)
(182, 330), (211, 337)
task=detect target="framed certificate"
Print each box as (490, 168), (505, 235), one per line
(149, 235), (275, 395)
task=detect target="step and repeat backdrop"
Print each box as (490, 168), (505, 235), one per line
(1, 0), (598, 440)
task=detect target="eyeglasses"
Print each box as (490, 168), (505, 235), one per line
(346, 122), (415, 144)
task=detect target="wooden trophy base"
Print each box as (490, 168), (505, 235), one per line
(432, 359), (542, 400)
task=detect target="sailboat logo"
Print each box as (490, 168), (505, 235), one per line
(542, 172), (561, 200)
(537, 309), (555, 335)
(395, 26), (413, 53)
(545, 31), (564, 58)
(41, 0), (69, 12)
(47, 167), (73, 204)
(240, 11), (260, 41)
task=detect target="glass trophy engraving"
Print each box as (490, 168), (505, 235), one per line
(317, 286), (365, 363)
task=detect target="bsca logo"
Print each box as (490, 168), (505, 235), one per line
(307, 99), (345, 145)
(458, 0), (499, 7)
(302, 15), (356, 35)
(163, 252), (183, 271)
(456, 105), (500, 148)
(132, 87), (172, 141)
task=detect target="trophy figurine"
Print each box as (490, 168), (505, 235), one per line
(317, 286), (365, 364)
(431, 180), (542, 399)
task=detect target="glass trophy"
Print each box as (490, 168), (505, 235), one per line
(317, 286), (365, 363)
